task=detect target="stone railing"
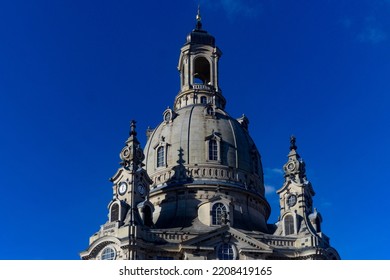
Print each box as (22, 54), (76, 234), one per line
(193, 84), (211, 90)
(151, 165), (263, 195)
(265, 237), (295, 247)
(141, 230), (190, 243)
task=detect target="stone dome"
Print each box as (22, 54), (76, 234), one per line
(144, 104), (264, 195)
(143, 102), (270, 231)
(141, 18), (270, 231)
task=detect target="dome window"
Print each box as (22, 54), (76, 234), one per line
(154, 137), (169, 169)
(205, 105), (215, 116)
(205, 132), (221, 162)
(212, 203), (228, 225)
(157, 146), (165, 168)
(164, 111), (172, 122)
(209, 140), (218, 160)
(162, 108), (175, 123)
(251, 149), (260, 175)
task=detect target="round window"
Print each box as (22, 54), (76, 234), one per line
(164, 111), (172, 122)
(101, 246), (116, 260)
(287, 194), (297, 207)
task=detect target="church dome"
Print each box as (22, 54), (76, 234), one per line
(142, 13), (270, 231)
(144, 105), (264, 195)
(80, 11), (340, 261)
(143, 102), (270, 231)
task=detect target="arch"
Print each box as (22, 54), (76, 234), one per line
(284, 215), (295, 235)
(110, 203), (119, 222)
(205, 133), (222, 163)
(212, 203), (227, 225)
(194, 56), (210, 84)
(157, 146), (165, 167)
(143, 205), (153, 227)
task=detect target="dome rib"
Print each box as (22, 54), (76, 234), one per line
(223, 110), (239, 169)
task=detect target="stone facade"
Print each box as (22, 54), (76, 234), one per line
(80, 12), (340, 260)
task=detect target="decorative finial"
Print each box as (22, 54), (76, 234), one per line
(290, 135), (297, 151)
(196, 5), (202, 30)
(130, 120), (137, 136)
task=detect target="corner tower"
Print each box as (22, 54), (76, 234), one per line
(272, 136), (340, 259)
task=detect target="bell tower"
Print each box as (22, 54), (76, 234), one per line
(175, 7), (226, 110)
(276, 136), (316, 236)
(80, 121), (153, 260)
(273, 136), (339, 259)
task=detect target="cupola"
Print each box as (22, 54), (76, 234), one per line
(175, 7), (225, 110)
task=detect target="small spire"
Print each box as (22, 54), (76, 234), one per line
(290, 135), (297, 151)
(130, 120), (137, 137)
(196, 5), (202, 30)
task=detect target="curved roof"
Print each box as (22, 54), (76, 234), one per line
(186, 28), (215, 47)
(144, 103), (264, 195)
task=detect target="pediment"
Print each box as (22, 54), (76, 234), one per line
(110, 168), (127, 184)
(276, 179), (304, 194)
(110, 167), (153, 186)
(181, 226), (272, 253)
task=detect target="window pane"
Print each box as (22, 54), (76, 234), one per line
(285, 215), (294, 235)
(157, 147), (165, 167)
(110, 204), (119, 222)
(209, 140), (218, 161)
(218, 244), (234, 260)
(101, 247), (116, 260)
(212, 203), (227, 225)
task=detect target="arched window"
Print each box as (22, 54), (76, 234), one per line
(110, 203), (119, 222)
(101, 247), (116, 260)
(205, 133), (221, 162)
(253, 154), (259, 175)
(212, 203), (227, 225)
(143, 206), (153, 227)
(181, 64), (185, 86)
(206, 106), (214, 116)
(194, 57), (210, 84)
(217, 243), (234, 260)
(200, 96), (207, 104)
(209, 139), (218, 161)
(315, 217), (321, 233)
(157, 146), (165, 167)
(284, 215), (294, 235)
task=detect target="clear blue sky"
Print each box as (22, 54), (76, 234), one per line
(0, 0), (389, 260)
